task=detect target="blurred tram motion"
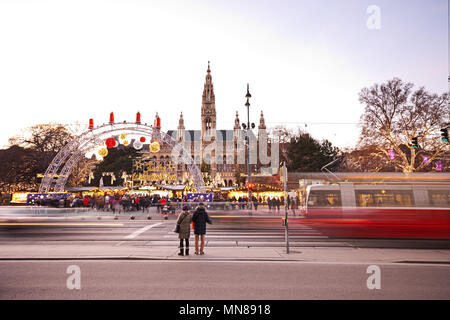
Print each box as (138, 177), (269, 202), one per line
(303, 181), (450, 239)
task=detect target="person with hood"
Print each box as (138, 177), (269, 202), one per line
(176, 205), (192, 256)
(192, 202), (212, 255)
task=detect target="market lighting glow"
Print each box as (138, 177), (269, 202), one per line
(150, 141), (160, 153)
(388, 149), (395, 160)
(98, 147), (108, 157)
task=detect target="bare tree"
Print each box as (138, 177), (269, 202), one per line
(268, 125), (298, 166)
(340, 146), (396, 172)
(9, 123), (73, 154)
(66, 157), (95, 187)
(9, 123), (74, 174)
(358, 78), (449, 172)
(0, 146), (40, 191)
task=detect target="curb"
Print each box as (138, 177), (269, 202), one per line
(1, 256), (449, 265)
(0, 256), (298, 262)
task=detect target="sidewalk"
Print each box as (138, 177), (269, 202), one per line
(1, 243), (450, 264)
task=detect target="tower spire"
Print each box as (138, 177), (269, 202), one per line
(178, 112), (185, 129)
(201, 61), (217, 179)
(259, 111), (266, 130)
(203, 61), (215, 103)
(201, 61), (216, 139)
(234, 111), (240, 130)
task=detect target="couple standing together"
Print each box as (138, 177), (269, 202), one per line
(176, 202), (212, 256)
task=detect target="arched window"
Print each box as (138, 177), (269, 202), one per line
(205, 118), (212, 131)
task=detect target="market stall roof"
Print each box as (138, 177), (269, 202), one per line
(101, 187), (129, 191)
(65, 186), (129, 192)
(220, 187), (237, 192)
(66, 187), (96, 192)
(155, 184), (187, 191)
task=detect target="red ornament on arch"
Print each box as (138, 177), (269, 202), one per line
(105, 137), (116, 149)
(140, 137), (146, 143)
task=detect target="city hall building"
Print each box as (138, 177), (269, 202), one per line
(133, 62), (272, 188)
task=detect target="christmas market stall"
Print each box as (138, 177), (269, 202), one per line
(227, 184), (285, 204)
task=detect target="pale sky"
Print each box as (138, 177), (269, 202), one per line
(0, 0), (447, 149)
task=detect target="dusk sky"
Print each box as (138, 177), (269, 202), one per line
(0, 0), (447, 149)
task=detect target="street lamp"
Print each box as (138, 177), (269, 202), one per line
(281, 161), (289, 254)
(242, 84), (255, 211)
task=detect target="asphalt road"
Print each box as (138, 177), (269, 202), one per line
(1, 208), (449, 301)
(1, 213), (449, 249)
(0, 260), (449, 300)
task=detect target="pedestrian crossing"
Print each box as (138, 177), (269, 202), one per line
(0, 217), (329, 246)
(160, 223), (328, 245)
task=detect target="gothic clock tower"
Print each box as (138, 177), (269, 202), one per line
(201, 61), (217, 178)
(201, 61), (216, 139)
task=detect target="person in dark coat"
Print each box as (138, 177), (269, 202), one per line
(276, 198), (281, 212)
(176, 206), (192, 256)
(191, 202), (212, 255)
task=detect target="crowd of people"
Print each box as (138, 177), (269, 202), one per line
(32, 192), (298, 214)
(227, 196), (298, 212)
(67, 194), (183, 213)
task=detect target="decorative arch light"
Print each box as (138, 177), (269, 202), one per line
(388, 149), (395, 160)
(39, 113), (207, 194)
(140, 136), (146, 143)
(98, 148), (108, 158)
(133, 140), (143, 150)
(150, 141), (160, 153)
(105, 137), (117, 149)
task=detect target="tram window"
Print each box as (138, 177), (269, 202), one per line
(356, 190), (414, 207)
(428, 191), (450, 207)
(308, 190), (341, 207)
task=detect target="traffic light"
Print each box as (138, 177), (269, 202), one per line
(441, 128), (449, 142)
(411, 137), (419, 149)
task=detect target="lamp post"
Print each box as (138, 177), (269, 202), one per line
(242, 84), (255, 211)
(282, 161), (289, 254)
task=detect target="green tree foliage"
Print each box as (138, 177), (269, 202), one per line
(200, 160), (210, 173)
(287, 133), (339, 172)
(90, 146), (141, 187)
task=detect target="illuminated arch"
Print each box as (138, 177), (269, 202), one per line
(39, 122), (206, 193)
